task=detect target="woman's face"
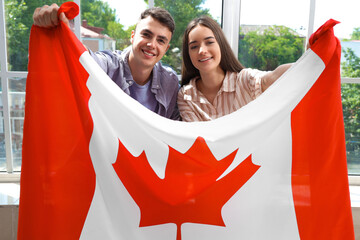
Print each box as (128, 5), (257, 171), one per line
(188, 25), (222, 74)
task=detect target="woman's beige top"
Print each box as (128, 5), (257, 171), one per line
(177, 69), (267, 122)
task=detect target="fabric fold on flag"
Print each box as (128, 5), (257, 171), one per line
(18, 2), (354, 239)
(18, 2), (95, 239)
(292, 19), (353, 240)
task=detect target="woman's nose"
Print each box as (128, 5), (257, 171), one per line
(199, 45), (207, 54)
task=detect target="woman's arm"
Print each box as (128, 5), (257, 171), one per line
(261, 63), (293, 91)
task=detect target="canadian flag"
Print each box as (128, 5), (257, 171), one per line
(18, 2), (354, 240)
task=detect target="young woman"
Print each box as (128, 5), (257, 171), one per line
(178, 16), (292, 121)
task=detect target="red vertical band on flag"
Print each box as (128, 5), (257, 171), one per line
(291, 19), (355, 239)
(18, 3), (95, 239)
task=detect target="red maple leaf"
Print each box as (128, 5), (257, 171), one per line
(112, 137), (260, 240)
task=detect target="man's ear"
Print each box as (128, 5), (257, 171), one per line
(166, 44), (170, 52)
(130, 30), (135, 44)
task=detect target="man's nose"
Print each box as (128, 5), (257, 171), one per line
(146, 39), (156, 48)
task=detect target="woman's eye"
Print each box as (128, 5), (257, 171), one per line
(190, 45), (198, 50)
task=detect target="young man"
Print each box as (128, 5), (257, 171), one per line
(33, 4), (180, 120)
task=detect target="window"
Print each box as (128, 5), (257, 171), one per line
(0, 1), (69, 175)
(238, 0), (308, 70)
(237, 0), (360, 175)
(0, 0), (359, 177)
(0, 0), (27, 174)
(0, 78), (5, 171)
(9, 78), (26, 172)
(314, 0), (360, 175)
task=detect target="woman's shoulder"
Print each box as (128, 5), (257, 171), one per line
(235, 68), (268, 79)
(226, 69), (252, 82)
(178, 77), (199, 99)
(180, 77), (199, 90)
(227, 68), (254, 78)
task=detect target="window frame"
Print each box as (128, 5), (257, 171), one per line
(0, 0), (16, 174)
(0, 0), (359, 183)
(0, 0), (80, 179)
(227, 0), (360, 182)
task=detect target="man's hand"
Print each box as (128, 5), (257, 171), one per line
(33, 3), (69, 28)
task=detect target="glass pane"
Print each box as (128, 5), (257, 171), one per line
(315, 0), (360, 78)
(154, 0), (223, 74)
(0, 78), (5, 172)
(5, 0), (29, 71)
(342, 83), (360, 175)
(239, 0), (307, 70)
(5, 0), (68, 71)
(105, 0), (146, 28)
(319, 0), (360, 174)
(9, 78), (26, 172)
(202, 0), (222, 23)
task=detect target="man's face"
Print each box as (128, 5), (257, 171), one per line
(130, 16), (172, 69)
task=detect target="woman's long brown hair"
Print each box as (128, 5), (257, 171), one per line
(181, 16), (244, 86)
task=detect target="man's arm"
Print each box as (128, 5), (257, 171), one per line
(33, 3), (90, 52)
(33, 3), (69, 28)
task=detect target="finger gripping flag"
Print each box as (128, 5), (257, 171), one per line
(18, 2), (354, 240)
